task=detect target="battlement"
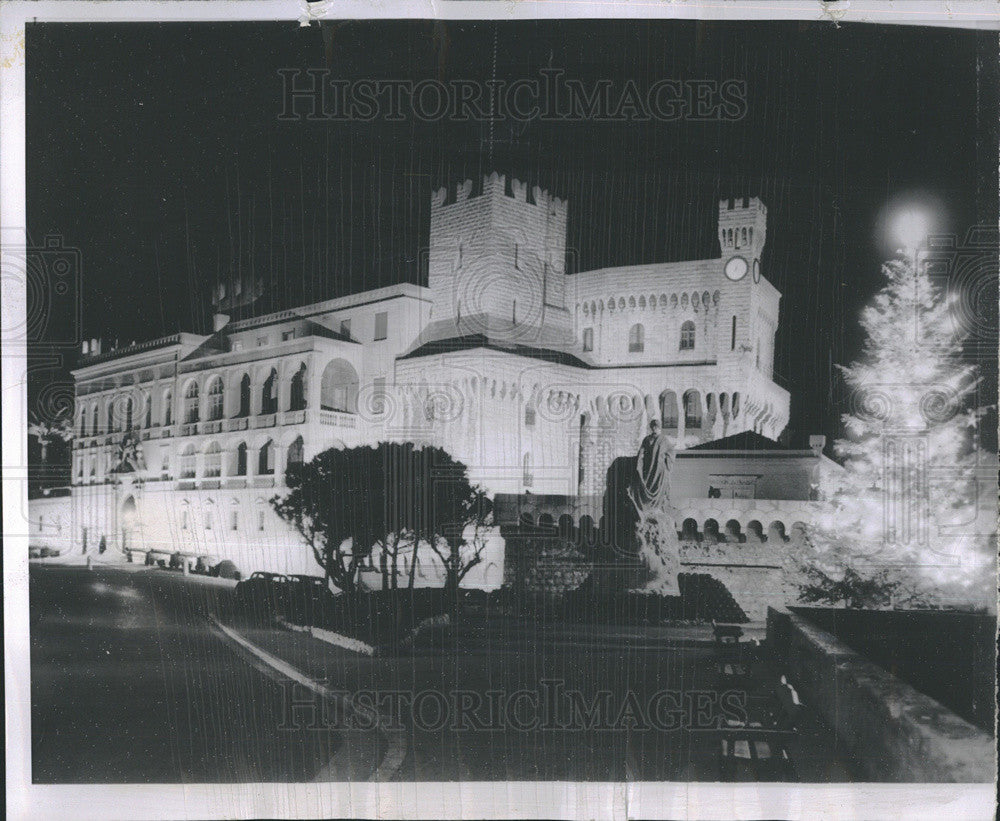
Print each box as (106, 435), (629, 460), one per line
(719, 196), (766, 218)
(431, 172), (568, 222)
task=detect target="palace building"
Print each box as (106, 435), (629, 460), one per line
(31, 173), (804, 600)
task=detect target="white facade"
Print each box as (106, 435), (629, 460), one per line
(35, 174), (791, 582)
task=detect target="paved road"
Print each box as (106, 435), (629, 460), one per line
(30, 564), (858, 783)
(30, 565), (369, 783)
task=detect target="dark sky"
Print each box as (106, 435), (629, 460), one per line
(26, 20), (999, 455)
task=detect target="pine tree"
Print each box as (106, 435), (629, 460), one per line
(799, 254), (996, 611)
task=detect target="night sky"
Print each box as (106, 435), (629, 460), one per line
(26, 20), (999, 469)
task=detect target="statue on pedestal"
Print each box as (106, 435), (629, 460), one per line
(627, 419), (681, 596)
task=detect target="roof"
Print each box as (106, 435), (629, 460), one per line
(686, 430), (794, 453)
(398, 313), (590, 368)
(399, 332), (591, 368)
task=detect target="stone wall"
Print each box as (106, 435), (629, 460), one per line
(767, 607), (995, 782)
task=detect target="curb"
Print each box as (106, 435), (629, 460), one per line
(276, 616), (376, 656)
(208, 616), (406, 781)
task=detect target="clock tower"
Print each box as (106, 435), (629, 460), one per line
(718, 196), (767, 283)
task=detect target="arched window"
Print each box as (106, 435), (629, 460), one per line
(286, 436), (304, 471)
(162, 390), (172, 427)
(206, 377), (224, 421)
(235, 442), (248, 476)
(731, 316), (737, 351)
(289, 364), (307, 411)
(238, 373), (251, 417)
(91, 403), (99, 435)
(125, 397), (133, 430)
(522, 453), (533, 487)
(203, 441), (222, 478)
(660, 390), (678, 429)
(143, 396), (151, 428)
(680, 321), (696, 351)
(320, 359), (359, 413)
(261, 369), (278, 415)
(259, 440), (275, 475)
(180, 444), (196, 479)
(183, 381), (199, 424)
(628, 323), (644, 353)
(684, 390), (702, 429)
(80, 408), (87, 437)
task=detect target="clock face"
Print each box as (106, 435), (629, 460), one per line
(724, 255), (748, 281)
(752, 258), (761, 283)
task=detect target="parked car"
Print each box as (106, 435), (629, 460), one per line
(234, 571), (292, 619)
(285, 574), (334, 624)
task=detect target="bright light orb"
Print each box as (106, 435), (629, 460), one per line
(896, 209), (931, 250)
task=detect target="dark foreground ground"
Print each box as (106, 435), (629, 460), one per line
(30, 564), (859, 783)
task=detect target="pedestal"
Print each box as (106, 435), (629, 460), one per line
(633, 509), (681, 596)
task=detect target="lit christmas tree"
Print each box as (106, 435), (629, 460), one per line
(799, 249), (996, 611)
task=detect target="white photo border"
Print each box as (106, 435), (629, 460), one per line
(2, 2), (997, 820)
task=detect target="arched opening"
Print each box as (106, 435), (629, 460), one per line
(206, 376), (224, 421)
(203, 441), (222, 478)
(183, 381), (199, 424)
(286, 435), (304, 471)
(261, 369), (278, 415)
(91, 403), (99, 435)
(289, 363), (307, 411)
(143, 395), (151, 428)
(235, 442), (248, 476)
(767, 521), (787, 542)
(747, 520), (765, 542)
(704, 519), (720, 542)
(237, 373), (251, 417)
(162, 390), (172, 427)
(683, 390), (702, 429)
(320, 359), (359, 413)
(681, 518), (699, 541)
(258, 439), (275, 475)
(80, 408), (87, 437)
(732, 391), (741, 418)
(724, 519), (743, 542)
(680, 320), (696, 351)
(120, 495), (138, 552)
(180, 444), (196, 479)
(522, 452), (533, 487)
(660, 390), (678, 429)
(628, 323), (645, 353)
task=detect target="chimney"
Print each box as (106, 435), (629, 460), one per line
(213, 313), (230, 332)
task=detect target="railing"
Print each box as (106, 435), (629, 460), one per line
(223, 477), (247, 488)
(254, 414), (276, 429)
(281, 409), (306, 425)
(226, 418), (249, 432)
(202, 420), (224, 434)
(252, 475), (275, 488)
(179, 423), (198, 437)
(318, 409), (356, 429)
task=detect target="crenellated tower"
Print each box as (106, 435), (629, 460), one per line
(718, 196), (767, 280)
(428, 172), (571, 342)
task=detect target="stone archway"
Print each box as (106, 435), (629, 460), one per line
(120, 494), (138, 554)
